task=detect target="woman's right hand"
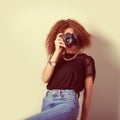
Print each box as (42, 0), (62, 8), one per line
(54, 33), (66, 54)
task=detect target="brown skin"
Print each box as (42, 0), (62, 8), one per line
(42, 27), (94, 120)
(80, 76), (94, 120)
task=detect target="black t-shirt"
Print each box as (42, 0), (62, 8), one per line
(47, 53), (96, 95)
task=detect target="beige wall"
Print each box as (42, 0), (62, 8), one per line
(0, 0), (120, 120)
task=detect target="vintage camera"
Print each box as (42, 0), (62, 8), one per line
(60, 33), (78, 47)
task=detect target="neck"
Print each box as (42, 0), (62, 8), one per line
(65, 46), (81, 54)
(63, 48), (82, 61)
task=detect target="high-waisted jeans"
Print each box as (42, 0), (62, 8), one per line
(25, 89), (80, 120)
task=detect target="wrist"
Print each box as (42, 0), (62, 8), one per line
(54, 50), (61, 56)
(50, 50), (61, 61)
(48, 60), (56, 67)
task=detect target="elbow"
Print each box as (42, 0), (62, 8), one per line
(42, 76), (49, 83)
(42, 80), (48, 83)
(42, 70), (51, 83)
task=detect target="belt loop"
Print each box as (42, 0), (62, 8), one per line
(59, 90), (61, 97)
(59, 90), (60, 96)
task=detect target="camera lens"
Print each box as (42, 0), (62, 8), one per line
(60, 33), (77, 47)
(65, 37), (73, 45)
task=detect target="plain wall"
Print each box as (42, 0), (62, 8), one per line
(0, 0), (120, 120)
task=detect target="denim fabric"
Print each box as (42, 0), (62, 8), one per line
(25, 89), (79, 120)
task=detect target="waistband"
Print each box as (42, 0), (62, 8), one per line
(46, 89), (78, 97)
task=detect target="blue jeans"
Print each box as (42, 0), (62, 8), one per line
(25, 89), (79, 120)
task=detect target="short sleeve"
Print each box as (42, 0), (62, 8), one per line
(84, 55), (96, 81)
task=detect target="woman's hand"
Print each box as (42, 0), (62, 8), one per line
(54, 33), (66, 54)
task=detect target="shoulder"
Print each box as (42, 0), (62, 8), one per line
(81, 53), (95, 65)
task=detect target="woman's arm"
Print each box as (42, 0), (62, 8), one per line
(80, 76), (94, 120)
(42, 51), (60, 83)
(42, 33), (66, 83)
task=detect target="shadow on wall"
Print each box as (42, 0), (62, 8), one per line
(87, 34), (120, 120)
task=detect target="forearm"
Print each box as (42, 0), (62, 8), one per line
(80, 76), (94, 120)
(80, 100), (90, 120)
(42, 51), (60, 83)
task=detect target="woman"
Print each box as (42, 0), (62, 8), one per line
(26, 19), (96, 120)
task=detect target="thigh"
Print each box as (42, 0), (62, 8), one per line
(25, 90), (79, 120)
(26, 102), (78, 120)
(40, 96), (52, 112)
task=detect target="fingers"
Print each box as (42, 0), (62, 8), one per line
(55, 39), (66, 49)
(55, 33), (66, 49)
(58, 40), (66, 48)
(56, 33), (63, 39)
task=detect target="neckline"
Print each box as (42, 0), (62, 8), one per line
(63, 51), (85, 61)
(65, 52), (85, 56)
(65, 53), (85, 59)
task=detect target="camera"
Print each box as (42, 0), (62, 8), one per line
(60, 33), (77, 47)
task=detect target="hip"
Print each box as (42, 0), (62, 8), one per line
(43, 89), (79, 105)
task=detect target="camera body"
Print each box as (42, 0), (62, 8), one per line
(60, 33), (78, 47)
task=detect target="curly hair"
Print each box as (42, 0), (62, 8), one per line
(45, 19), (92, 56)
